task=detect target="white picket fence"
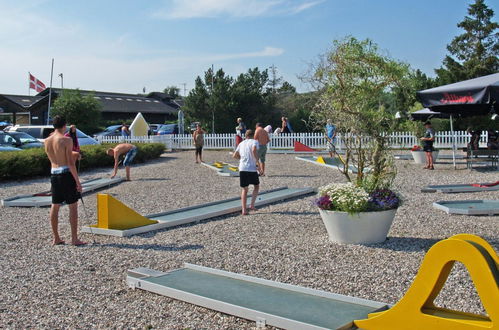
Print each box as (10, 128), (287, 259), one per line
(97, 131), (489, 150)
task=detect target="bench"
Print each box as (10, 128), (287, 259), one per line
(465, 148), (499, 170)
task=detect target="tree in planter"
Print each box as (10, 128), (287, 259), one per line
(51, 89), (102, 134)
(307, 37), (412, 192)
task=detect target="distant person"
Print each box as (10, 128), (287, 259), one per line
(236, 118), (247, 137)
(44, 115), (85, 246)
(233, 130), (260, 215)
(325, 119), (337, 157)
(121, 123), (130, 137)
(273, 127), (282, 135)
(487, 130), (499, 150)
(193, 124), (205, 163)
(467, 128), (481, 151)
(107, 143), (137, 181)
(286, 118), (294, 133)
(64, 124), (81, 164)
(421, 121), (436, 170)
(254, 123), (270, 176)
(281, 117), (290, 134)
(264, 125), (272, 134)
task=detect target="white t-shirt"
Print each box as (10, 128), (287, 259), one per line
(236, 139), (259, 172)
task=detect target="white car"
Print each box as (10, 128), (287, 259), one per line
(5, 125), (99, 146)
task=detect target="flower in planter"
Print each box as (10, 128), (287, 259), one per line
(368, 189), (400, 211)
(316, 183), (369, 214)
(411, 145), (422, 151)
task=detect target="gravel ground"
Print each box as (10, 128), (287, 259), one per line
(0, 150), (497, 329)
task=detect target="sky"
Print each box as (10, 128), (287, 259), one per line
(0, 0), (497, 96)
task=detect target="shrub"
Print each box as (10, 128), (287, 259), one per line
(0, 143), (165, 180)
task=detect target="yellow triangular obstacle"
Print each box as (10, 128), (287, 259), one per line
(354, 234), (499, 330)
(316, 156), (326, 164)
(92, 194), (157, 230)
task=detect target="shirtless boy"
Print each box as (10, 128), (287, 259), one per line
(107, 143), (137, 181)
(44, 116), (85, 246)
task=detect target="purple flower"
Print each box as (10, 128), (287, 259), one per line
(315, 195), (333, 210)
(368, 189), (400, 211)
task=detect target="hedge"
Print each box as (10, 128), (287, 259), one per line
(0, 143), (165, 180)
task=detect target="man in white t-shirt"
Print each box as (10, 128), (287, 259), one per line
(233, 129), (261, 215)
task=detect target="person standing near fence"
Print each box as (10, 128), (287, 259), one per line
(193, 124), (205, 163)
(232, 130), (261, 215)
(121, 123), (130, 138)
(235, 118), (246, 147)
(421, 121), (436, 170)
(281, 117), (290, 134)
(254, 123), (270, 176)
(325, 119), (337, 158)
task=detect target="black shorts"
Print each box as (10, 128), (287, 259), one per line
(423, 143), (434, 152)
(51, 172), (79, 205)
(239, 171), (259, 188)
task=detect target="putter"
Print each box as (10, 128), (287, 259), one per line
(78, 193), (96, 244)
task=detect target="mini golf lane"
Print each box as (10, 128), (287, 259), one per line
(127, 264), (387, 330)
(422, 182), (499, 193)
(433, 200), (499, 215)
(295, 156), (362, 174)
(1, 177), (123, 207)
(82, 187), (315, 237)
(201, 162), (239, 176)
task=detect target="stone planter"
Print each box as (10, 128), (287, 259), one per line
(319, 208), (397, 244)
(411, 150), (439, 164)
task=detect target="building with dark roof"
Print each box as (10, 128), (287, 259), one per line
(0, 94), (44, 124)
(0, 89), (182, 125)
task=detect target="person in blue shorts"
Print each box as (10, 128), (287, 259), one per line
(107, 143), (137, 180)
(325, 119), (337, 157)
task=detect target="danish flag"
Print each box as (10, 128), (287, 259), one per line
(29, 73), (46, 92)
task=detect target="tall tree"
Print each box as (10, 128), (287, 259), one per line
(163, 86), (181, 98)
(51, 89), (102, 133)
(436, 0), (498, 84)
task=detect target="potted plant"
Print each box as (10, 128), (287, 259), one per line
(315, 184), (400, 244)
(307, 37), (411, 244)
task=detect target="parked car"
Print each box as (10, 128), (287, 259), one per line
(5, 125), (99, 146)
(0, 145), (22, 152)
(149, 124), (165, 135)
(157, 124), (179, 135)
(93, 125), (122, 139)
(1, 131), (43, 149)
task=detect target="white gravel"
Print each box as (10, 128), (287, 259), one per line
(0, 150), (497, 329)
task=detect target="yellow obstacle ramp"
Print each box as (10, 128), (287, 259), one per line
(354, 234), (499, 330)
(316, 156), (326, 164)
(92, 194), (158, 230)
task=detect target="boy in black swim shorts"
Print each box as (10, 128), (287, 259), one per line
(44, 115), (85, 246)
(232, 129), (261, 215)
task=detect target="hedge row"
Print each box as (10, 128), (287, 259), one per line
(0, 143), (165, 180)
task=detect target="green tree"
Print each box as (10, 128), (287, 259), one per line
(436, 0), (498, 84)
(51, 89), (102, 133)
(308, 37), (412, 190)
(163, 86), (181, 98)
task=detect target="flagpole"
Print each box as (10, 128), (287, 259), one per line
(46, 58), (54, 125)
(28, 72), (30, 96)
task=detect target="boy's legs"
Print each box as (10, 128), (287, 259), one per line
(249, 184), (259, 210)
(68, 202), (85, 245)
(125, 166), (131, 181)
(50, 204), (63, 245)
(241, 187), (249, 215)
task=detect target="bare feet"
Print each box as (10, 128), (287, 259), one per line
(249, 206), (257, 211)
(52, 239), (65, 246)
(241, 210), (249, 216)
(72, 239), (87, 246)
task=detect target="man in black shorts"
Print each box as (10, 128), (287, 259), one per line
(44, 116), (85, 246)
(233, 130), (261, 215)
